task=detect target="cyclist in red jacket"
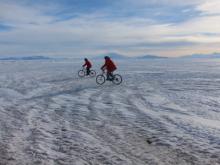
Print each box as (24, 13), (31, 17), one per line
(83, 58), (92, 75)
(101, 56), (117, 80)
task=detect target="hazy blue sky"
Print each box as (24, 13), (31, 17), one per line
(0, 0), (220, 57)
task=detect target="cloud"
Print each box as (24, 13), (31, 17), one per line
(0, 0), (220, 57)
(197, 0), (220, 14)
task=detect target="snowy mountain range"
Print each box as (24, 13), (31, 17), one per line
(136, 55), (168, 59)
(96, 52), (220, 59)
(181, 53), (220, 59)
(1, 53), (220, 61)
(94, 53), (167, 59)
(0, 56), (52, 61)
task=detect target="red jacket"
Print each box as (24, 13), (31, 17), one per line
(101, 59), (117, 72)
(83, 60), (92, 68)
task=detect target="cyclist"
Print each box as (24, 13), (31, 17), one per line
(82, 58), (92, 75)
(101, 56), (117, 80)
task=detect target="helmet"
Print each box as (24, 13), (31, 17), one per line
(84, 58), (88, 61)
(104, 56), (110, 59)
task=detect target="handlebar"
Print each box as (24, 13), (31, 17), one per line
(101, 69), (105, 74)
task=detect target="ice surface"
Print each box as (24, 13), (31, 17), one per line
(0, 59), (220, 165)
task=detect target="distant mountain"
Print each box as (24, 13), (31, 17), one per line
(93, 53), (128, 59)
(181, 53), (220, 59)
(136, 55), (168, 59)
(0, 56), (52, 61)
(94, 53), (168, 60)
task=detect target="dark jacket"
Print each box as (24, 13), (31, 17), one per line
(101, 58), (117, 72)
(83, 60), (92, 68)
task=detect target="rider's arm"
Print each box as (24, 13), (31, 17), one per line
(101, 65), (105, 71)
(101, 62), (107, 70)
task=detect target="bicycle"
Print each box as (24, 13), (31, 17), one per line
(96, 71), (122, 85)
(78, 68), (96, 78)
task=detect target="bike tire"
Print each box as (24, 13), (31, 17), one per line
(90, 70), (96, 77)
(112, 74), (122, 85)
(78, 70), (85, 77)
(96, 74), (105, 85)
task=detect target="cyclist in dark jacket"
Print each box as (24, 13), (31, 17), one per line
(83, 58), (92, 75)
(101, 56), (117, 80)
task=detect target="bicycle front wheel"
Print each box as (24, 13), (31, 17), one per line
(78, 70), (85, 77)
(96, 74), (105, 85)
(112, 74), (122, 85)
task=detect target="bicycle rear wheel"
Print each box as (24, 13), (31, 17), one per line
(90, 70), (96, 77)
(78, 70), (85, 77)
(112, 74), (122, 85)
(96, 74), (105, 85)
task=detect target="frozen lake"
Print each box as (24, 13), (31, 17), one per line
(0, 59), (220, 165)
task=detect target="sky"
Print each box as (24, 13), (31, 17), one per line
(0, 0), (220, 57)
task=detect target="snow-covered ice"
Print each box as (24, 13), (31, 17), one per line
(0, 59), (220, 165)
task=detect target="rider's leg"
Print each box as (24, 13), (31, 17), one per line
(106, 72), (110, 80)
(86, 67), (90, 75)
(107, 71), (113, 80)
(109, 72), (114, 80)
